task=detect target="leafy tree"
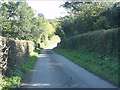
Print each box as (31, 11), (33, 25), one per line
(56, 2), (118, 38)
(0, 1), (60, 48)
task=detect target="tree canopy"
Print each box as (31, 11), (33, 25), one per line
(56, 1), (119, 38)
(0, 1), (60, 48)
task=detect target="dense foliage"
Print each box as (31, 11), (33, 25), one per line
(0, 37), (38, 89)
(55, 1), (119, 86)
(60, 28), (118, 57)
(0, 1), (59, 47)
(56, 2), (119, 38)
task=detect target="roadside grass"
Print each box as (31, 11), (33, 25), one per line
(1, 48), (40, 90)
(54, 48), (118, 86)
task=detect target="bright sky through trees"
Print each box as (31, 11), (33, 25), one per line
(27, 1), (68, 19)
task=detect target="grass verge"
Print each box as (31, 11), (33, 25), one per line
(54, 48), (118, 86)
(0, 48), (40, 90)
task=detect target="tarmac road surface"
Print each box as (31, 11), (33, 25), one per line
(21, 49), (117, 88)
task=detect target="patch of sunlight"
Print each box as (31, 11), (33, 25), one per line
(0, 36), (3, 46)
(40, 54), (46, 57)
(22, 83), (50, 87)
(32, 83), (50, 87)
(48, 63), (63, 66)
(30, 51), (39, 57)
(42, 35), (61, 49)
(45, 43), (58, 49)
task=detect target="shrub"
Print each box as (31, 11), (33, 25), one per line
(60, 27), (119, 57)
(6, 39), (35, 76)
(0, 37), (37, 90)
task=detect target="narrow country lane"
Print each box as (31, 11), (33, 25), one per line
(21, 49), (117, 88)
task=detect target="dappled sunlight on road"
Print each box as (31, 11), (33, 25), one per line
(39, 54), (46, 57)
(21, 83), (51, 87)
(21, 83), (82, 88)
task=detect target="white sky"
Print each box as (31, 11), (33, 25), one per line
(27, 0), (68, 19)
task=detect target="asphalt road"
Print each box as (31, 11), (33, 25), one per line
(21, 49), (117, 88)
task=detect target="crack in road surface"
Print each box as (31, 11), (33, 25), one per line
(21, 49), (117, 88)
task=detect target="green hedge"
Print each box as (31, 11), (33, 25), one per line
(6, 39), (35, 76)
(57, 27), (119, 86)
(0, 36), (36, 90)
(0, 37), (8, 85)
(0, 37), (35, 78)
(60, 28), (119, 57)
